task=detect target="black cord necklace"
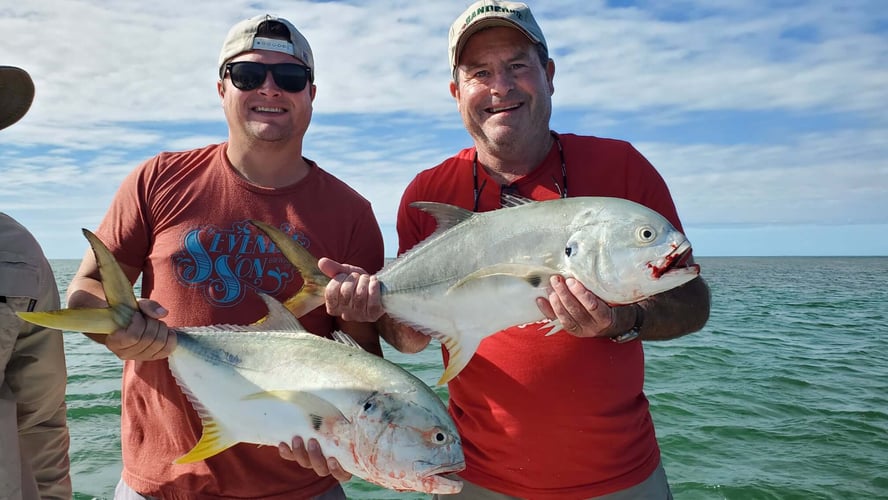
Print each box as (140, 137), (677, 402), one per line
(472, 131), (567, 211)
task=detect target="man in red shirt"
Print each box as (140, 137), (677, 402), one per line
(317, 1), (710, 498)
(66, 14), (383, 500)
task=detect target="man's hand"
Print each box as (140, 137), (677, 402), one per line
(105, 299), (176, 360)
(536, 275), (626, 338)
(318, 258), (384, 323)
(279, 436), (352, 482)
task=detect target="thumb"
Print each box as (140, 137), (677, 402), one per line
(318, 257), (367, 279)
(137, 299), (169, 320)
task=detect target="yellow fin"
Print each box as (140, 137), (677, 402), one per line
(16, 229), (139, 335)
(83, 229), (139, 313)
(173, 418), (237, 464)
(250, 220), (328, 318)
(16, 308), (120, 334)
(448, 264), (557, 293)
(434, 333), (482, 386)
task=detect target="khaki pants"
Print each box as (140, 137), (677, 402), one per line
(0, 297), (71, 500)
(433, 461), (673, 500)
(114, 478), (348, 500)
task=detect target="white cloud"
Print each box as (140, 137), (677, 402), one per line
(0, 0), (886, 257)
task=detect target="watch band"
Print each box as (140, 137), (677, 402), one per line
(610, 303), (643, 343)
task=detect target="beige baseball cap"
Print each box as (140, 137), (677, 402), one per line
(448, 0), (547, 77)
(0, 66), (34, 131)
(218, 14), (314, 78)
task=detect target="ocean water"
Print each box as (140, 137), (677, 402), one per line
(51, 257), (888, 500)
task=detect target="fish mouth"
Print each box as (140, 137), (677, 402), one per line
(412, 460), (466, 494)
(415, 460), (466, 478)
(650, 240), (700, 279)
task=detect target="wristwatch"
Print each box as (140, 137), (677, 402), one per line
(610, 303), (643, 343)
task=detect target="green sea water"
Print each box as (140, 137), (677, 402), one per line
(52, 257), (888, 499)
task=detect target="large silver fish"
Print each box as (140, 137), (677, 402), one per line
(253, 196), (700, 385)
(18, 229), (465, 494)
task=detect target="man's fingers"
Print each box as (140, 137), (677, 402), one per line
(327, 457), (352, 482)
(306, 438), (331, 476)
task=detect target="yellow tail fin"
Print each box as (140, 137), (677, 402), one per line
(251, 220), (328, 318)
(16, 228), (137, 334)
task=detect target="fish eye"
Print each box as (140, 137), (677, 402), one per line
(637, 226), (657, 243)
(565, 241), (578, 258)
(363, 401), (373, 412)
(430, 428), (450, 444)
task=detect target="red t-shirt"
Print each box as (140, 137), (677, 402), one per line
(397, 134), (684, 499)
(96, 143), (384, 499)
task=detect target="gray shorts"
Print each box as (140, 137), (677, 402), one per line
(114, 477), (346, 500)
(432, 461), (673, 500)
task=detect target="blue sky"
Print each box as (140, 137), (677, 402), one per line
(1, 0), (886, 258)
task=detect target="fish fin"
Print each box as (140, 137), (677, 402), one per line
(250, 220), (328, 318)
(448, 264), (557, 292)
(542, 318), (564, 337)
(83, 229), (139, 312)
(500, 192), (536, 207)
(243, 390), (348, 426)
(409, 202), (475, 234)
(331, 331), (363, 350)
(16, 229), (137, 334)
(433, 332), (483, 386)
(168, 359), (240, 464)
(250, 294), (306, 331)
(173, 418), (238, 464)
(16, 308), (121, 334)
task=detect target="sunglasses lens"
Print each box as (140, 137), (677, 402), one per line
(271, 65), (309, 93)
(228, 62), (266, 91)
(227, 62), (310, 93)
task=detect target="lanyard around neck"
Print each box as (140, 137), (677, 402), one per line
(472, 131), (567, 211)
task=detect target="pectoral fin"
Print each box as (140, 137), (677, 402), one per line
(243, 390), (348, 431)
(448, 264), (558, 293)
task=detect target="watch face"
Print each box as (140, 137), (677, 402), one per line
(610, 329), (640, 344)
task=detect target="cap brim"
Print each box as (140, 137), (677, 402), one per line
(0, 66), (35, 131)
(453, 18), (541, 72)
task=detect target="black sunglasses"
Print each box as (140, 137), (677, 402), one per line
(224, 62), (312, 93)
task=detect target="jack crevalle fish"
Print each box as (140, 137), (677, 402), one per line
(17, 229), (465, 494)
(253, 196), (700, 385)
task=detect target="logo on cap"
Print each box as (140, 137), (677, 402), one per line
(252, 37), (295, 55)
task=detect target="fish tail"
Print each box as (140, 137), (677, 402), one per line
(16, 229), (138, 334)
(251, 220), (329, 317)
(17, 308), (121, 334)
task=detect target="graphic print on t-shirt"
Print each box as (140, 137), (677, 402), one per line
(171, 220), (309, 308)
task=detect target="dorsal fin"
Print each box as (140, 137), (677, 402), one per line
(500, 192), (536, 208)
(331, 330), (364, 350)
(409, 201), (475, 235)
